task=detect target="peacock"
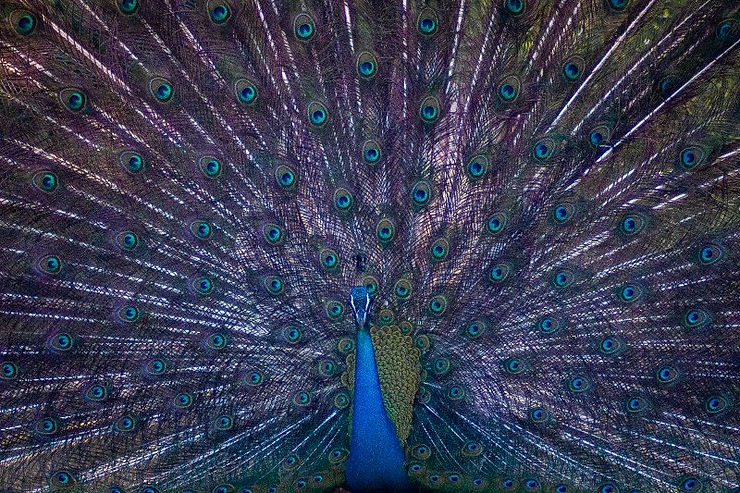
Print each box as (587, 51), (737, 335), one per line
(0, 0), (738, 491)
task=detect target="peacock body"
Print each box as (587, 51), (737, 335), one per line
(0, 0), (738, 492)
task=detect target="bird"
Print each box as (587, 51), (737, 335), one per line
(0, 0), (738, 492)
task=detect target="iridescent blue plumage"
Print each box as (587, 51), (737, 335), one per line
(0, 0), (738, 492)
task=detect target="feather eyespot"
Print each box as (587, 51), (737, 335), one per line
(319, 248), (339, 270)
(207, 1), (232, 25)
(190, 220), (213, 239)
(376, 218), (396, 244)
(682, 308), (711, 329)
(680, 478), (703, 492)
(417, 8), (439, 36)
(1, 361), (18, 380)
(489, 263), (511, 282)
(552, 202), (576, 224)
(412, 444), (431, 460)
(118, 151), (146, 174)
(504, 0), (526, 15)
(325, 300), (344, 320)
(486, 212), (508, 234)
(213, 485), (234, 493)
(599, 336), (623, 355)
(206, 332), (228, 350)
(86, 384), (109, 402)
(678, 146), (705, 170)
(626, 396), (650, 413)
(293, 13), (316, 41)
(433, 357), (450, 375)
(362, 140), (382, 164)
(717, 19), (738, 42)
(656, 365), (678, 384)
(467, 154), (489, 178)
(307, 101), (328, 127)
(447, 385), (465, 400)
(199, 155), (223, 178)
(117, 231), (139, 251)
(114, 415), (137, 433)
(538, 315), (561, 334)
(394, 279), (412, 299)
(51, 470), (76, 487)
(430, 238), (449, 261)
(173, 392), (193, 408)
(262, 223), (283, 245)
(246, 370), (264, 386)
(146, 358), (167, 375)
(698, 243), (724, 265)
(32, 171), (59, 192)
(117, 0), (139, 15)
(193, 276), (214, 295)
(504, 357), (526, 374)
(356, 51), (378, 79)
(568, 376), (590, 393)
(293, 391), (311, 406)
(38, 255), (62, 275)
(118, 305), (140, 322)
(589, 125), (611, 147)
(552, 269), (575, 288)
(419, 96), (441, 123)
(429, 295), (447, 315)
(11, 10), (38, 35)
(411, 180), (432, 207)
(35, 417), (59, 435)
(705, 395), (729, 414)
(317, 359), (336, 376)
(529, 408), (550, 423)
(563, 56), (584, 81)
(333, 392), (350, 408)
(234, 78), (258, 105)
(337, 337), (354, 353)
(415, 334), (431, 351)
(149, 77), (174, 103)
(533, 138), (555, 161)
(60, 88), (87, 112)
(461, 440), (483, 457)
(523, 479), (540, 492)
(274, 164), (297, 189)
(49, 332), (75, 352)
(283, 326), (301, 344)
(215, 415), (233, 430)
(328, 447), (349, 464)
(263, 275), (283, 295)
(502, 478), (516, 489)
(619, 213), (646, 236)
(361, 275), (378, 295)
(498, 76), (520, 102)
(464, 320), (486, 338)
(617, 283), (642, 303)
(598, 484), (619, 493)
(333, 188), (353, 211)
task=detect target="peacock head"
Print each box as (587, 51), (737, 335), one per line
(349, 286), (373, 330)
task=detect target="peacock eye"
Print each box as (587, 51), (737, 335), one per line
(293, 13), (316, 41)
(118, 0), (139, 15)
(333, 188), (353, 211)
(207, 1), (232, 24)
(417, 8), (439, 36)
(498, 76), (521, 102)
(356, 51), (378, 79)
(32, 171), (59, 192)
(149, 77), (174, 102)
(419, 96), (441, 123)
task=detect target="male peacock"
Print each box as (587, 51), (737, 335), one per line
(0, 0), (738, 492)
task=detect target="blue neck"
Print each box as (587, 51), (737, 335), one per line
(345, 330), (411, 492)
